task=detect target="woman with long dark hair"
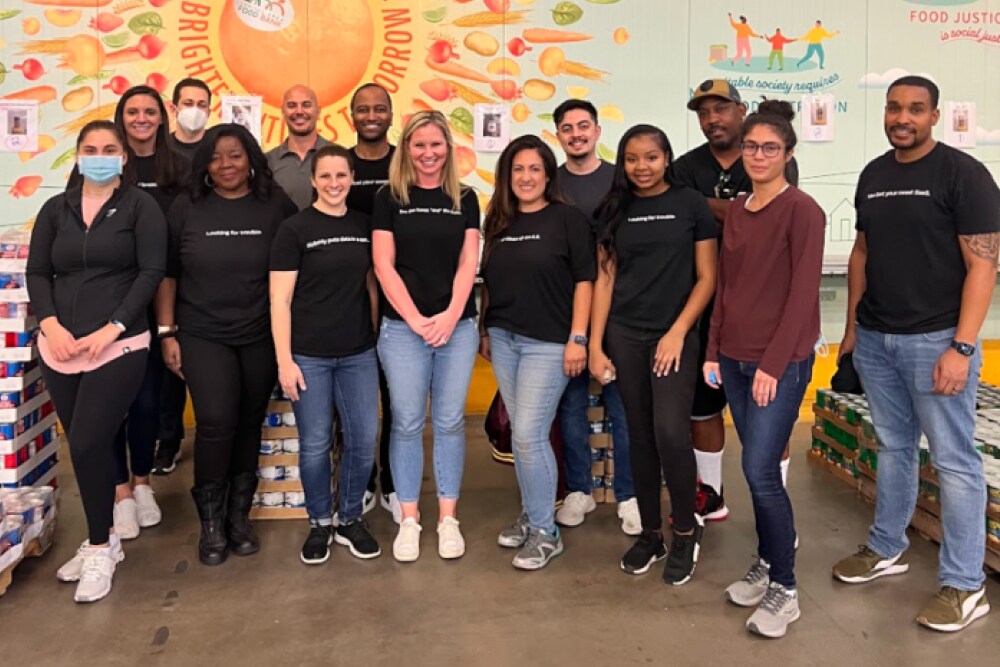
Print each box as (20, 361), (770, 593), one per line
(703, 100), (824, 638)
(589, 124), (717, 585)
(157, 124), (297, 566)
(481, 135), (595, 570)
(28, 120), (166, 602)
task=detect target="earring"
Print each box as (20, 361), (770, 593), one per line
(249, 167), (255, 180)
(204, 173), (216, 187)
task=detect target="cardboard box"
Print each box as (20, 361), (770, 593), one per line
(589, 433), (612, 449)
(586, 406), (604, 422)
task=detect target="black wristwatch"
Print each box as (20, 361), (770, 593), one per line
(569, 334), (588, 346)
(951, 340), (976, 357)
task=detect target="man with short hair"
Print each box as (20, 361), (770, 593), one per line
(168, 78), (212, 161)
(550, 98), (640, 536)
(833, 76), (999, 633)
(266, 85), (332, 210)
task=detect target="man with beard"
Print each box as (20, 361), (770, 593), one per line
(833, 76), (999, 632)
(266, 85), (332, 210)
(346, 83), (401, 523)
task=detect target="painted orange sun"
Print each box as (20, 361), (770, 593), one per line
(219, 0), (375, 108)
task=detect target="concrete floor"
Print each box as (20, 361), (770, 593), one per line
(2, 424), (998, 667)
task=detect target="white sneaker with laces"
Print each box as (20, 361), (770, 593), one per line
(113, 499), (140, 540)
(133, 485), (162, 528)
(555, 491), (597, 527)
(393, 517), (422, 562)
(437, 516), (465, 559)
(74, 546), (119, 603)
(381, 491), (402, 525)
(617, 498), (642, 536)
(57, 536), (124, 583)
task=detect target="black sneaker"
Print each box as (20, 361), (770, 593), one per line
(620, 531), (667, 575)
(695, 483), (729, 521)
(663, 515), (705, 586)
(300, 525), (333, 565)
(334, 519), (381, 560)
(152, 439), (182, 475)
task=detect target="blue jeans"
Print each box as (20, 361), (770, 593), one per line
(488, 328), (569, 532)
(378, 317), (478, 503)
(720, 354), (814, 588)
(557, 373), (635, 500)
(291, 349), (379, 525)
(854, 325), (985, 590)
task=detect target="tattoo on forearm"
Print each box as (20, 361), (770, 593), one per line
(960, 233), (1000, 267)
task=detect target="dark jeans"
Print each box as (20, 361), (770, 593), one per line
(558, 373), (635, 500)
(720, 353), (814, 588)
(367, 362), (394, 494)
(179, 333), (277, 487)
(158, 365), (188, 442)
(113, 344), (163, 484)
(42, 351), (147, 544)
(606, 321), (699, 533)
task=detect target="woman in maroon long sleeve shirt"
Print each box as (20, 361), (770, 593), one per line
(702, 100), (825, 639)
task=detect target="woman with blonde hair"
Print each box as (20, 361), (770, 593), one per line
(372, 111), (480, 562)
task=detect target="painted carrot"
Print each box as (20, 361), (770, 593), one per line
(2, 85), (57, 103)
(424, 56), (491, 84)
(25, 0), (112, 6)
(521, 28), (593, 44)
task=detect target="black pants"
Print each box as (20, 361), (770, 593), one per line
(606, 321), (699, 533)
(42, 351), (147, 544)
(367, 362), (394, 494)
(158, 364), (188, 442)
(112, 344), (163, 484)
(179, 333), (277, 487)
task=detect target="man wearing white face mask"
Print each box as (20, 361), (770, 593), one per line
(169, 78), (212, 161)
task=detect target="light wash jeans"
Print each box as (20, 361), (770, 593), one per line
(377, 317), (478, 503)
(854, 325), (985, 590)
(488, 328), (570, 532)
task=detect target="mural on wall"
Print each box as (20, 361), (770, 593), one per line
(0, 0), (996, 267)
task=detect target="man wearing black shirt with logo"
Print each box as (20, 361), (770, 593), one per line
(168, 78), (211, 162)
(833, 76), (1000, 633)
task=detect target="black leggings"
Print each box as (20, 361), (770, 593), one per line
(158, 364), (188, 442)
(606, 321), (699, 533)
(179, 333), (277, 487)
(367, 362), (394, 493)
(42, 351), (148, 544)
(112, 344), (163, 484)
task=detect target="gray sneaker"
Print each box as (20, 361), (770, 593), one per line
(726, 556), (770, 607)
(498, 513), (530, 548)
(512, 527), (564, 571)
(746, 583), (800, 639)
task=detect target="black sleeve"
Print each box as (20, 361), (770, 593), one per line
(372, 187), (395, 232)
(25, 197), (61, 323)
(668, 155), (696, 189)
(270, 221), (303, 271)
(691, 190), (718, 241)
(274, 187), (299, 219)
(565, 207), (597, 282)
(165, 195), (190, 279)
(109, 191), (167, 327)
(952, 157), (1000, 235)
(461, 188), (481, 231)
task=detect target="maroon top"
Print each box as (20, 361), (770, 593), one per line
(707, 186), (825, 378)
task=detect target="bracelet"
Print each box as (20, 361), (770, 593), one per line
(157, 324), (178, 336)
(159, 331), (177, 339)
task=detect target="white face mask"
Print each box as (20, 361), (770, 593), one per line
(176, 107), (209, 134)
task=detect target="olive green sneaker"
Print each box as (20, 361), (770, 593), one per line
(916, 586), (990, 633)
(832, 545), (909, 583)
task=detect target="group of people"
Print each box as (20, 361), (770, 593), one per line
(25, 71), (999, 639)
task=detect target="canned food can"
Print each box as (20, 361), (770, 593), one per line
(258, 466), (285, 481)
(284, 466), (300, 481)
(252, 493), (262, 507)
(260, 439), (282, 455)
(263, 413), (282, 427)
(260, 491), (284, 507)
(281, 438), (300, 453)
(281, 412), (296, 427)
(283, 491), (306, 508)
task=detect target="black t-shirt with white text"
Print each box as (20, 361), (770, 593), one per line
(557, 161), (615, 224)
(611, 187), (717, 331)
(270, 207), (374, 358)
(167, 190), (298, 344)
(855, 143), (1000, 334)
(372, 185), (480, 320)
(483, 203), (596, 344)
(669, 143), (752, 202)
(347, 146), (395, 216)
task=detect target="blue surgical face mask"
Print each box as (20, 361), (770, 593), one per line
(78, 155), (123, 185)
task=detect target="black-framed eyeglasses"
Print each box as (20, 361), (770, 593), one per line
(714, 170), (737, 199)
(741, 141), (783, 158)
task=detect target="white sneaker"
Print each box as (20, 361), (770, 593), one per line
(73, 546), (119, 603)
(393, 517), (422, 562)
(617, 498), (642, 536)
(133, 485), (162, 528)
(113, 499), (140, 540)
(362, 489), (377, 515)
(381, 491), (402, 524)
(57, 536), (125, 583)
(437, 516), (465, 559)
(555, 491), (597, 527)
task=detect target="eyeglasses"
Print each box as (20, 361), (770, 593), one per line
(741, 141), (783, 158)
(714, 170), (737, 199)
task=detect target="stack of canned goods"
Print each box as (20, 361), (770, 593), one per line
(252, 491), (306, 509)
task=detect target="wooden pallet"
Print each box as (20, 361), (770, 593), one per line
(0, 515), (56, 598)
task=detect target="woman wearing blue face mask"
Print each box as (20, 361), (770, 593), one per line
(27, 121), (167, 603)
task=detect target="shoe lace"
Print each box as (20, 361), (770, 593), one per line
(522, 530), (544, 553)
(934, 586), (961, 606)
(668, 531), (693, 559)
(744, 557), (769, 585)
(79, 553), (108, 583)
(760, 585), (791, 614)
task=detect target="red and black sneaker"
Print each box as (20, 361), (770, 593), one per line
(695, 483), (730, 521)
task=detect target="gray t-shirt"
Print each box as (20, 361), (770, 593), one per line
(265, 135), (332, 211)
(557, 161), (615, 224)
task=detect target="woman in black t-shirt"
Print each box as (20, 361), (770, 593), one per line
(589, 124), (718, 585)
(270, 144), (381, 564)
(481, 135), (595, 570)
(372, 111), (480, 563)
(157, 124), (297, 566)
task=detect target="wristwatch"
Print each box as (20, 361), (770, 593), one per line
(110, 320), (126, 333)
(569, 334), (588, 346)
(157, 324), (178, 338)
(951, 340), (976, 357)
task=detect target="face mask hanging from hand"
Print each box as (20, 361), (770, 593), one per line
(176, 107), (209, 134)
(78, 155), (123, 185)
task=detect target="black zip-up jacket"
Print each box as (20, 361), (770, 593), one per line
(27, 183), (167, 339)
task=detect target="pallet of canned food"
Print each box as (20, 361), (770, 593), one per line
(587, 378), (619, 504)
(812, 384), (1000, 572)
(252, 385), (306, 519)
(0, 484), (58, 597)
